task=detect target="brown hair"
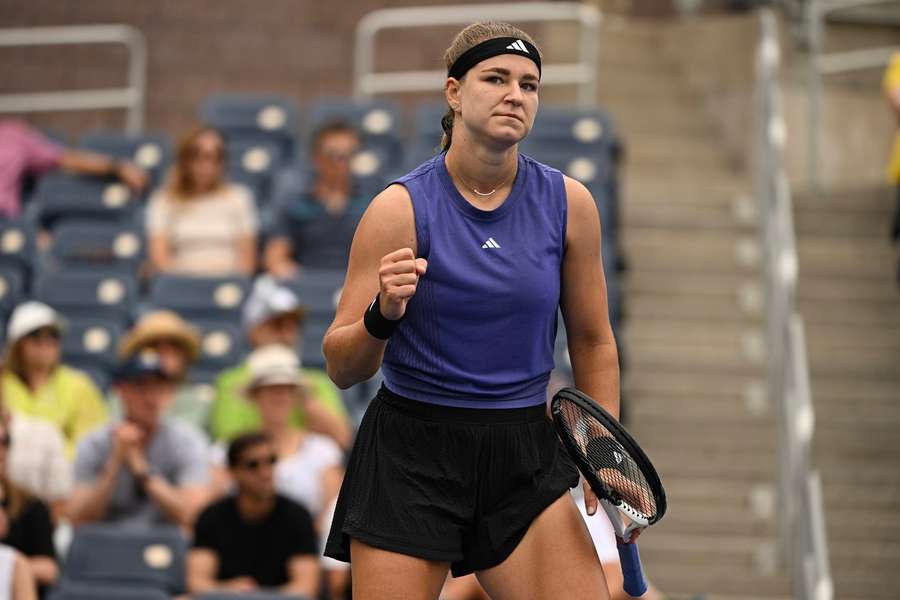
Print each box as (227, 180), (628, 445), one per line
(310, 120), (359, 155)
(164, 126), (228, 201)
(227, 431), (272, 468)
(4, 337), (59, 384)
(441, 22), (541, 151)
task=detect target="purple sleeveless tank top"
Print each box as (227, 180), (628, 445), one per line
(381, 152), (567, 408)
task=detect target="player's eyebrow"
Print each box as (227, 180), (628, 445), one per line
(479, 66), (539, 81)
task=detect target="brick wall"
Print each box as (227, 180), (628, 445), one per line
(0, 0), (609, 141)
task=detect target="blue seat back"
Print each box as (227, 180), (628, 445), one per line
(34, 272), (137, 322)
(79, 131), (173, 188)
(35, 173), (138, 226)
(149, 275), (251, 321)
(48, 220), (145, 272)
(49, 582), (169, 600)
(64, 524), (187, 593)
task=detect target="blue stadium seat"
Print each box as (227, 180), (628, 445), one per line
(49, 582), (169, 600)
(521, 106), (621, 156)
(286, 268), (345, 321)
(63, 524), (187, 594)
(228, 138), (284, 205)
(34, 271), (138, 323)
(305, 97), (404, 172)
(0, 265), (25, 315)
(201, 93), (300, 159)
(45, 220), (145, 273)
(191, 319), (246, 374)
(61, 317), (123, 371)
(149, 275), (251, 321)
(66, 358), (111, 392)
(196, 593), (311, 600)
(0, 220), (36, 272)
(300, 318), (328, 370)
(79, 131), (173, 188)
(34, 173), (138, 227)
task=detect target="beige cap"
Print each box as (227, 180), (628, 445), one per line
(6, 301), (66, 346)
(244, 344), (304, 394)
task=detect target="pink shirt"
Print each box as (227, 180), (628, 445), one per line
(0, 120), (64, 218)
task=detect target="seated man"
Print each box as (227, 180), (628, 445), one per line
(187, 432), (319, 596)
(211, 276), (351, 449)
(68, 351), (209, 528)
(263, 121), (368, 275)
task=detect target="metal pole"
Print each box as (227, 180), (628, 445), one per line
(807, 0), (822, 192)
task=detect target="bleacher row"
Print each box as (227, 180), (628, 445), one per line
(3, 93), (624, 394)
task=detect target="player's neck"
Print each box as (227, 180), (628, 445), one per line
(445, 142), (517, 196)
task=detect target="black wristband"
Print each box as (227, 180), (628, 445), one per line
(363, 293), (402, 340)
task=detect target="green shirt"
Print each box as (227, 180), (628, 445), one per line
(209, 363), (346, 442)
(3, 365), (108, 459)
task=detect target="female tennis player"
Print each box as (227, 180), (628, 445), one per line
(323, 21), (620, 600)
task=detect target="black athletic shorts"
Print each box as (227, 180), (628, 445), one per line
(324, 384), (580, 576)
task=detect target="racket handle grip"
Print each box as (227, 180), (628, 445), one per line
(616, 538), (648, 597)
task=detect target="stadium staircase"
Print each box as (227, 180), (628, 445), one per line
(590, 19), (791, 599)
(794, 185), (900, 600)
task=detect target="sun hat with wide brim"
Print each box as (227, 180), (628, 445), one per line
(118, 310), (201, 362)
(242, 343), (305, 396)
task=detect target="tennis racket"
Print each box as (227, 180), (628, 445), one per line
(551, 387), (667, 598)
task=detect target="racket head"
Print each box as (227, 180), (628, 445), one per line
(551, 387), (667, 526)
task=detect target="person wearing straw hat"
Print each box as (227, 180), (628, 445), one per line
(116, 310), (205, 427)
(1, 301), (106, 458)
(210, 276), (350, 449)
(68, 350), (210, 527)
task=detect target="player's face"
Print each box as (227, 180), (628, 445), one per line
(453, 54), (540, 148)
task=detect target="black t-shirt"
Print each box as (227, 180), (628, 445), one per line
(192, 494), (317, 587)
(3, 497), (55, 559)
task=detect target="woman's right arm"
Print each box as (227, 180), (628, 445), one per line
(323, 184), (423, 389)
(12, 552), (37, 600)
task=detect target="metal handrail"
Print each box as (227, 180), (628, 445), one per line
(0, 25), (146, 132)
(756, 9), (833, 600)
(353, 2), (601, 105)
(803, 0), (899, 189)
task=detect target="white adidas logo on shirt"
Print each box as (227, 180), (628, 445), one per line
(506, 40), (529, 53)
(482, 237), (501, 249)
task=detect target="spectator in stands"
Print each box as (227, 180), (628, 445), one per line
(210, 276), (351, 448)
(0, 119), (148, 220)
(68, 351), (209, 528)
(0, 542), (36, 600)
(187, 432), (319, 596)
(117, 310), (205, 427)
(1, 301), (107, 458)
(147, 126), (257, 276)
(883, 52), (900, 279)
(264, 121), (367, 275)
(0, 419), (58, 596)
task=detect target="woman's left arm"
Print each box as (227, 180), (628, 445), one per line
(559, 177), (620, 420)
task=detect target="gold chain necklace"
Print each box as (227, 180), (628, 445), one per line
(452, 165), (516, 197)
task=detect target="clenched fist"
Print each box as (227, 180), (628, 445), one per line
(378, 248), (428, 320)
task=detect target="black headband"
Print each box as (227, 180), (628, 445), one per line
(447, 37), (542, 81)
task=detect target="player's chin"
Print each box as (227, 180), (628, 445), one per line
(488, 126), (529, 148)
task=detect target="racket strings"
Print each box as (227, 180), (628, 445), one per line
(559, 401), (658, 520)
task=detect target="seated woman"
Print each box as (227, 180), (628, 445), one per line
(147, 126), (257, 276)
(0, 417), (57, 597)
(1, 302), (107, 458)
(210, 344), (347, 599)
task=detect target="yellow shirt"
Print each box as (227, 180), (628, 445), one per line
(3, 366), (108, 459)
(883, 52), (900, 184)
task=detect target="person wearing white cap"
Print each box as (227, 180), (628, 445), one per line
(210, 276), (350, 449)
(1, 301), (107, 458)
(239, 343), (348, 600)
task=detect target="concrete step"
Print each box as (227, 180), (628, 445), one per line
(623, 200), (753, 233)
(794, 186), (892, 212)
(798, 297), (900, 329)
(624, 270), (759, 298)
(630, 391), (768, 422)
(625, 292), (761, 322)
(795, 205), (893, 238)
(797, 275), (899, 303)
(625, 318), (765, 370)
(622, 228), (761, 274)
(797, 236), (897, 278)
(627, 134), (733, 171)
(624, 178), (748, 206)
(641, 448), (774, 480)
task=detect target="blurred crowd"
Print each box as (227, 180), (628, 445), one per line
(0, 116), (376, 600)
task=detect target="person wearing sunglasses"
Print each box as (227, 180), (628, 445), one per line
(68, 350), (210, 528)
(188, 431), (319, 597)
(147, 126), (258, 276)
(264, 121), (368, 278)
(1, 301), (107, 459)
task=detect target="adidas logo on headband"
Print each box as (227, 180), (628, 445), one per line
(506, 40), (529, 53)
